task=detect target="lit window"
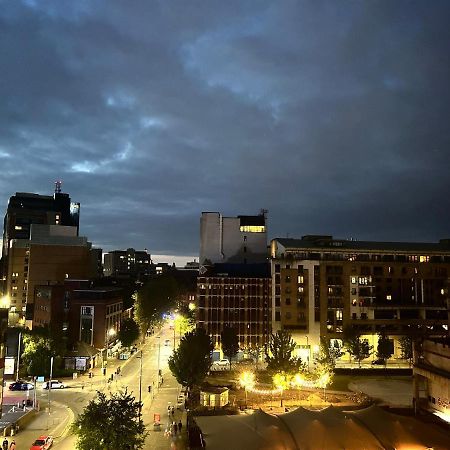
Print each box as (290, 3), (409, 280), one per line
(298, 275), (304, 284)
(239, 225), (265, 233)
(358, 277), (368, 285)
(441, 289), (445, 295)
(351, 277), (357, 284)
(336, 310), (343, 320)
(14, 225), (22, 230)
(12, 286), (17, 290)
(298, 286), (304, 293)
(386, 295), (392, 300)
(352, 299), (357, 306)
(419, 256), (429, 263)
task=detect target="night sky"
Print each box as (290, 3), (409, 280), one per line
(1, 1), (449, 264)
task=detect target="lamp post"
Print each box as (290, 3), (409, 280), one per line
(157, 336), (161, 391)
(103, 327), (116, 369)
(137, 350), (143, 421)
(16, 331), (22, 381)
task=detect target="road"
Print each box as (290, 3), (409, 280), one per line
(3, 324), (181, 449)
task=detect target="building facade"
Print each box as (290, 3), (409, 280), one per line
(2, 184), (80, 273)
(200, 211), (268, 265)
(103, 248), (152, 278)
(271, 236), (450, 362)
(196, 264), (272, 348)
(68, 287), (123, 350)
(5, 224), (94, 326)
(414, 337), (450, 422)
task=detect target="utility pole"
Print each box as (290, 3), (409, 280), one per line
(138, 350), (143, 421)
(157, 336), (161, 391)
(48, 356), (54, 414)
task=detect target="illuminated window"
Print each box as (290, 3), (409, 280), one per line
(336, 310), (343, 320)
(298, 275), (304, 284)
(419, 256), (429, 263)
(352, 299), (357, 306)
(298, 286), (304, 293)
(12, 286), (17, 290)
(351, 277), (357, 284)
(386, 295), (392, 300)
(358, 277), (368, 285)
(239, 225), (265, 233)
(441, 289), (445, 295)
(14, 225), (22, 230)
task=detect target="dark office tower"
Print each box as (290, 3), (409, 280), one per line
(1, 183), (80, 281)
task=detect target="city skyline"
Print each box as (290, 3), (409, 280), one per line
(1, 1), (450, 260)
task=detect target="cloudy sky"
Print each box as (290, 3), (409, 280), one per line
(1, 1), (449, 264)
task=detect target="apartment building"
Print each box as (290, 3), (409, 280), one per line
(103, 248), (152, 278)
(271, 235), (450, 362)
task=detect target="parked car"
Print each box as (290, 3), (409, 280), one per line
(41, 380), (65, 390)
(213, 359), (230, 367)
(30, 435), (53, 450)
(9, 380), (34, 391)
(371, 359), (386, 365)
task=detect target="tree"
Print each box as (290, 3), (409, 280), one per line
(343, 326), (373, 368)
(376, 331), (393, 367)
(221, 326), (239, 370)
(21, 326), (66, 376)
(168, 328), (213, 391)
(134, 275), (179, 334)
(399, 335), (413, 366)
(265, 330), (303, 374)
(72, 389), (146, 450)
(118, 317), (140, 348)
(174, 314), (195, 338)
(246, 344), (264, 371)
(315, 337), (342, 370)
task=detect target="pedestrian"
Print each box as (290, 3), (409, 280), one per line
(178, 420), (182, 433)
(171, 406), (175, 416)
(2, 438), (8, 450)
(172, 422), (177, 436)
(9, 440), (15, 450)
(22, 399), (26, 410)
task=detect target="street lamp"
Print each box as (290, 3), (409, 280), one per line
(239, 371), (255, 408)
(156, 336), (161, 391)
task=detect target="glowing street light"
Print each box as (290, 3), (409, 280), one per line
(239, 371), (256, 408)
(0, 295), (10, 309)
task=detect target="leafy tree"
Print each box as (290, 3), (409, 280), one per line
(72, 389), (146, 450)
(168, 328), (213, 391)
(246, 344), (264, 370)
(315, 337), (341, 369)
(265, 330), (303, 374)
(21, 326), (66, 376)
(399, 335), (413, 366)
(376, 332), (394, 366)
(343, 326), (373, 368)
(118, 317), (140, 348)
(134, 275), (179, 334)
(21, 334), (53, 376)
(174, 314), (195, 338)
(220, 326), (239, 370)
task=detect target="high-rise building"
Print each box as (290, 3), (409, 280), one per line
(2, 182), (80, 267)
(271, 235), (450, 364)
(200, 211), (268, 265)
(103, 248), (152, 278)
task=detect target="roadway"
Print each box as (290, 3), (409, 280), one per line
(3, 324), (180, 449)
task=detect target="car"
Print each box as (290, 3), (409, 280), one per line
(30, 435), (53, 450)
(41, 380), (65, 390)
(371, 359), (386, 365)
(9, 380), (34, 391)
(213, 359), (230, 367)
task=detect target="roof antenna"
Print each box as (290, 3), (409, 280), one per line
(54, 180), (62, 194)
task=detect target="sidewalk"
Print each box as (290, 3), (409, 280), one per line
(143, 367), (187, 450)
(2, 400), (73, 449)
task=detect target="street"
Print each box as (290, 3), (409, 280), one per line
(2, 324), (183, 450)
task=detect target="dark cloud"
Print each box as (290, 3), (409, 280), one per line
(1, 0), (449, 261)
